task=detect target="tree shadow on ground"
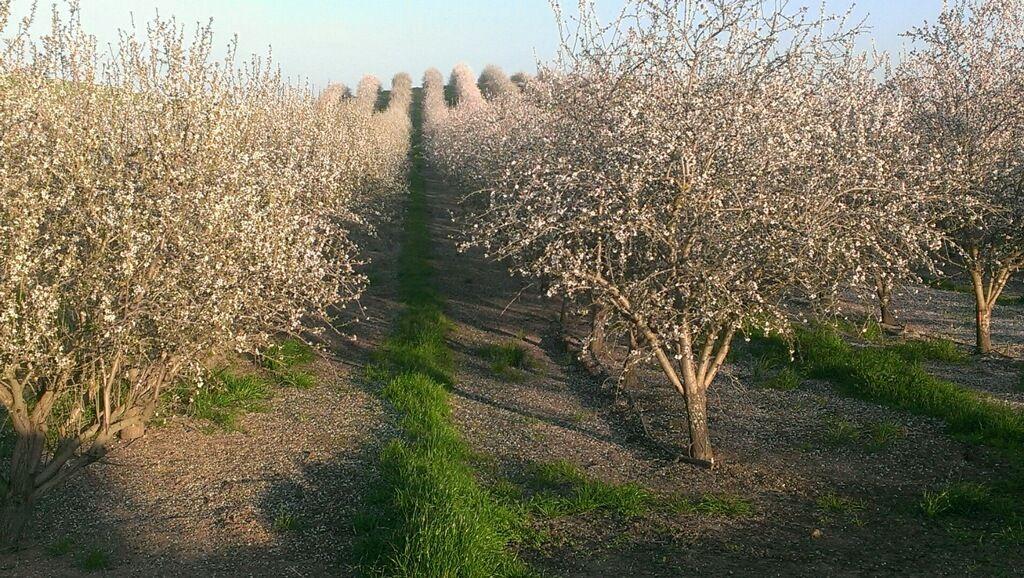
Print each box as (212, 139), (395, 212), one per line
(0, 410), (391, 577)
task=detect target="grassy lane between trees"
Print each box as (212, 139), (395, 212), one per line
(353, 91), (529, 577)
(749, 325), (1024, 541)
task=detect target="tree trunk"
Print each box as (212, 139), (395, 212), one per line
(1, 430), (45, 550)
(589, 303), (608, 360)
(645, 340), (715, 465)
(620, 330), (640, 394)
(0, 493), (34, 551)
(975, 301), (992, 354)
(876, 279), (896, 326)
(680, 373), (714, 463)
(559, 294), (567, 327)
(969, 268), (995, 354)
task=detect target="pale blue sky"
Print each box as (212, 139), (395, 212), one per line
(8, 1), (944, 89)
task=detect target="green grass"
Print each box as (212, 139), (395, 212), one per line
(918, 480), (1024, 544)
(751, 353), (802, 390)
(79, 548), (109, 572)
(275, 368), (316, 389)
(816, 491), (866, 525)
(479, 341), (534, 380)
(823, 419), (862, 447)
(261, 338), (317, 389)
(887, 337), (967, 364)
(925, 278), (972, 294)
(173, 337), (316, 431)
(792, 325), (1024, 452)
(354, 90), (528, 577)
(261, 338), (315, 372)
(514, 459), (754, 522)
(920, 481), (1002, 519)
(772, 324), (1024, 539)
(865, 421), (904, 450)
(182, 370), (272, 431)
(272, 509), (304, 533)
(821, 418), (903, 451)
(523, 459), (652, 519)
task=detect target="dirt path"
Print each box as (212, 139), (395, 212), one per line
(1, 228), (403, 576)
(425, 167), (1023, 576)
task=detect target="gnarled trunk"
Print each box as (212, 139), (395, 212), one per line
(589, 303), (609, 361)
(876, 278), (896, 326)
(1, 429), (45, 550)
(0, 492), (34, 551)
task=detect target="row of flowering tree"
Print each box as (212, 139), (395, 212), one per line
(0, 2), (411, 545)
(423, 0), (1024, 464)
(899, 0), (1024, 353)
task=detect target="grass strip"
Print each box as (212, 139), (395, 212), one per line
(754, 324), (1024, 539)
(490, 458), (753, 524)
(354, 90), (528, 577)
(790, 326), (1024, 453)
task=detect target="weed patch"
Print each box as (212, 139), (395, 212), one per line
(920, 482), (1000, 519)
(479, 341), (534, 380)
(823, 419), (862, 447)
(47, 537), (73, 557)
(816, 491), (866, 525)
(272, 509), (304, 533)
(261, 338), (317, 389)
(821, 418), (903, 451)
(180, 370), (271, 431)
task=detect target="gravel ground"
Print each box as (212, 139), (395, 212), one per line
(884, 283), (1024, 359)
(426, 167), (1023, 577)
(0, 227), (403, 576)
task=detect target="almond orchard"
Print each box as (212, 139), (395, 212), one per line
(1, 0), (1022, 575)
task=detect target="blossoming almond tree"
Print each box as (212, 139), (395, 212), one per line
(422, 67), (449, 132)
(900, 0), (1024, 353)
(448, 63), (484, 109)
(356, 74), (383, 111)
(477, 65), (517, 100)
(0, 3), (409, 545)
(428, 0), (940, 464)
(510, 72), (531, 91)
